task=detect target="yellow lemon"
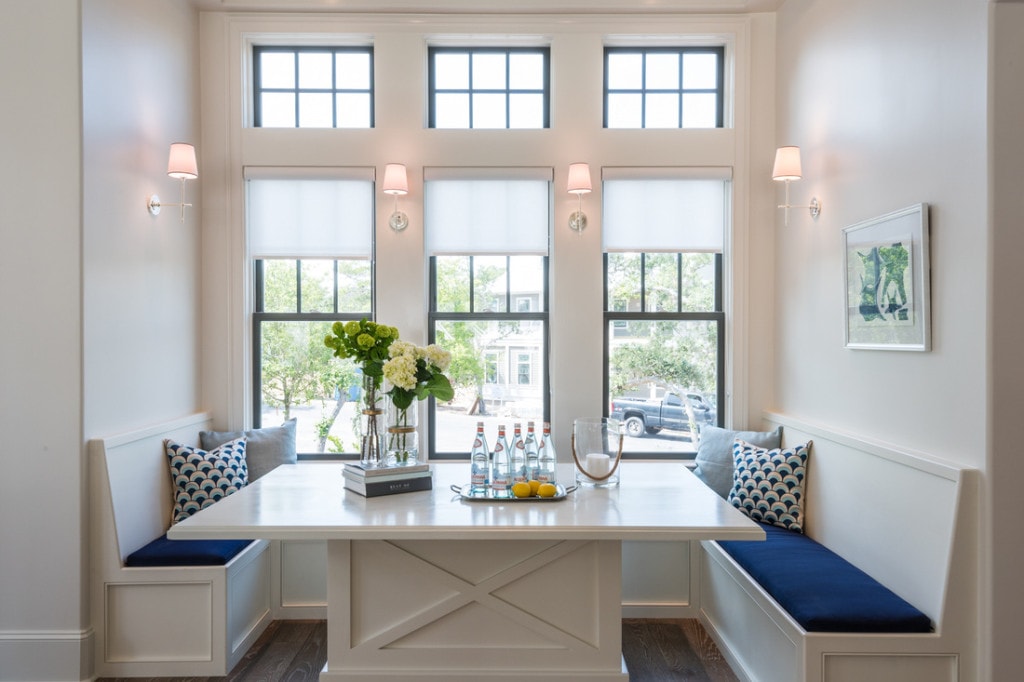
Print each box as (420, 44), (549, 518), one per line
(528, 480), (542, 495)
(511, 482), (532, 498)
(537, 483), (558, 498)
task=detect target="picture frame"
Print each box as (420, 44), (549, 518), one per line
(843, 203), (930, 351)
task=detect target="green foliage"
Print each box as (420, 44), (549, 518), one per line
(435, 321), (485, 389)
(259, 259), (360, 451)
(432, 256), (531, 399)
(607, 252), (718, 398)
(323, 318), (399, 380)
(610, 335), (700, 395)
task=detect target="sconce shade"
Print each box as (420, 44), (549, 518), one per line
(382, 163), (409, 195)
(567, 162), (592, 195)
(772, 146), (802, 181)
(167, 142), (198, 179)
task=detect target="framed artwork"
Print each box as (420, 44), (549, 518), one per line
(843, 203), (930, 351)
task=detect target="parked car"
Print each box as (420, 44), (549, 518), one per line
(610, 391), (715, 438)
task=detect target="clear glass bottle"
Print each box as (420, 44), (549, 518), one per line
(524, 421), (539, 481)
(490, 424), (512, 498)
(537, 421), (557, 484)
(510, 422), (527, 484)
(469, 421), (490, 495)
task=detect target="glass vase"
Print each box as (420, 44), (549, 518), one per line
(359, 374), (386, 468)
(387, 401), (419, 466)
(572, 417), (623, 487)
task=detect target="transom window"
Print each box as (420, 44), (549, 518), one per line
(428, 47), (550, 129)
(604, 47), (725, 129)
(253, 46), (374, 128)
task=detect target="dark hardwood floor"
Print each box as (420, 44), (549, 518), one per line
(621, 618), (739, 682)
(99, 618), (738, 682)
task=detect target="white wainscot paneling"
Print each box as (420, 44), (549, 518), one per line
(273, 540), (327, 619)
(621, 540), (698, 618)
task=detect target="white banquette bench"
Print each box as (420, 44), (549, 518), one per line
(699, 412), (979, 682)
(89, 412), (276, 677)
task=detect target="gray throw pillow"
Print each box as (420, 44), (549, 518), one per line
(692, 425), (782, 498)
(200, 418), (297, 482)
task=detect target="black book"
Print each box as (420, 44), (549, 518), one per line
(344, 472), (433, 497)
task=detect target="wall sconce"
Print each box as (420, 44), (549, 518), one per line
(773, 145), (821, 226)
(567, 162), (592, 232)
(382, 163), (409, 231)
(148, 143), (198, 223)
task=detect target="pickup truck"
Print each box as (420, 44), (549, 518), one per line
(609, 392), (715, 438)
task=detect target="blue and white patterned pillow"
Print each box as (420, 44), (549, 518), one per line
(728, 439), (811, 533)
(165, 437), (248, 523)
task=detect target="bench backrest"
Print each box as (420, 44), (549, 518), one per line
(89, 412), (213, 563)
(764, 412), (978, 630)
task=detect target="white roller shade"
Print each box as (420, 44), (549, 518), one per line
(425, 167), (552, 255)
(246, 167), (374, 258)
(602, 167), (730, 253)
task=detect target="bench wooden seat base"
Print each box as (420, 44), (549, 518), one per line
(90, 413), (273, 678)
(697, 412), (977, 682)
(701, 539), (959, 682)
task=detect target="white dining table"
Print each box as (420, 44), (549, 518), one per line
(169, 460), (763, 681)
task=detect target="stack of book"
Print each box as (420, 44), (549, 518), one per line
(342, 462), (433, 497)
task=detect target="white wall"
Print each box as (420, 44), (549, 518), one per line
(774, 0), (988, 461)
(774, 0), (989, 678)
(82, 0), (201, 436)
(0, 2), (86, 679)
(0, 0), (200, 679)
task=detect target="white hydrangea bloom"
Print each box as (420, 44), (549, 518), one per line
(424, 344), (452, 371)
(388, 339), (417, 360)
(383, 354), (417, 390)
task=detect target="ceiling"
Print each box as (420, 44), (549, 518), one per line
(191, 0), (784, 14)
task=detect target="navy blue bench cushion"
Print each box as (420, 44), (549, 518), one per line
(125, 534), (253, 567)
(717, 523), (932, 633)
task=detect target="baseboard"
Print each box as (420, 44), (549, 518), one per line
(0, 628), (94, 681)
(273, 603), (328, 620)
(621, 603), (699, 618)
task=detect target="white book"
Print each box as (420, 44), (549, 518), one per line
(345, 462), (430, 478)
(342, 467), (432, 484)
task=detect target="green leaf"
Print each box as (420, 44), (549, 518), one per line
(427, 375), (454, 402)
(390, 390), (415, 410)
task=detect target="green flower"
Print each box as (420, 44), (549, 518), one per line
(324, 318), (407, 387)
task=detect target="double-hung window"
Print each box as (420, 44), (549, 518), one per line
(603, 168), (729, 457)
(248, 168), (375, 456)
(426, 168), (552, 457)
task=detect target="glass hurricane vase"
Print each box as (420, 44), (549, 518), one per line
(359, 374), (386, 468)
(572, 417), (623, 487)
(387, 401), (419, 466)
